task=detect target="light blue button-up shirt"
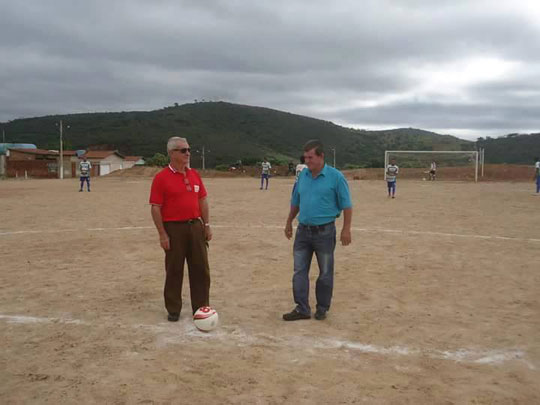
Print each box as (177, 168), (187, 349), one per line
(291, 164), (352, 225)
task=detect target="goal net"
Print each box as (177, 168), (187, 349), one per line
(384, 150), (480, 182)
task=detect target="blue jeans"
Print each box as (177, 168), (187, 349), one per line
(80, 176), (90, 191)
(536, 176), (540, 193)
(387, 181), (396, 194)
(292, 222), (336, 315)
(260, 173), (269, 189)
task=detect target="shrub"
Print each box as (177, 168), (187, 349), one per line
(146, 152), (169, 167)
(343, 163), (364, 170)
(214, 164), (229, 171)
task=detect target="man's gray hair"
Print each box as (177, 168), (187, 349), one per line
(167, 137), (188, 151)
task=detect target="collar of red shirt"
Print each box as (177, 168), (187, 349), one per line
(168, 164), (189, 174)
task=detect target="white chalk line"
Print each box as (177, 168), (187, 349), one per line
(1, 224), (539, 243)
(1, 314), (535, 370)
(0, 314), (86, 325)
(0, 226), (153, 236)
(354, 228), (540, 243)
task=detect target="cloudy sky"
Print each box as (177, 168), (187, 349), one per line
(1, 0), (539, 140)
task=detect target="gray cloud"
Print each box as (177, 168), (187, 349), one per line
(334, 101), (540, 131)
(1, 0), (539, 140)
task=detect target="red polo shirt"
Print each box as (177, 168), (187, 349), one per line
(149, 165), (208, 222)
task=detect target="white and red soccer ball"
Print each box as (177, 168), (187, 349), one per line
(193, 306), (219, 332)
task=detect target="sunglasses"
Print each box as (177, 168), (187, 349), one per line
(184, 177), (192, 192)
(171, 147), (191, 154)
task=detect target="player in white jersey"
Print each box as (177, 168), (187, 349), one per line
(79, 156), (92, 192)
(429, 160), (437, 181)
(386, 158), (399, 198)
(534, 157), (540, 194)
(295, 155), (307, 182)
(260, 157), (272, 190)
(292, 155), (307, 195)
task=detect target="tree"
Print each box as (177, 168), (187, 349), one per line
(146, 152), (169, 167)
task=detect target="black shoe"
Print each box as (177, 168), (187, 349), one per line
(79, 189), (82, 192)
(167, 313), (180, 322)
(283, 309), (311, 321)
(314, 310), (327, 320)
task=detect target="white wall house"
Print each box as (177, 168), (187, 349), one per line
(84, 150), (126, 176)
(123, 156), (145, 169)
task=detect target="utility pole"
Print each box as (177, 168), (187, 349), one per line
(59, 120), (64, 179)
(202, 145), (205, 171)
(481, 147), (485, 177)
(0, 128), (5, 177)
(331, 147), (336, 167)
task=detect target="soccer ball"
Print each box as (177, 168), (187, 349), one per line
(193, 306), (219, 332)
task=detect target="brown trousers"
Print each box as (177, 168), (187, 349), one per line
(163, 220), (210, 315)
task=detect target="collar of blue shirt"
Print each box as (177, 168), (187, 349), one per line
(306, 163), (328, 178)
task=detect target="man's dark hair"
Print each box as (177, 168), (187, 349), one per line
(303, 139), (324, 156)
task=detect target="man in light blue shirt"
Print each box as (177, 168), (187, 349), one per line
(283, 140), (353, 321)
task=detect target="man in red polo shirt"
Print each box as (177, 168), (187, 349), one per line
(150, 136), (212, 322)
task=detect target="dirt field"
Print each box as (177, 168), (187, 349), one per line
(111, 163), (536, 182)
(1, 175), (539, 404)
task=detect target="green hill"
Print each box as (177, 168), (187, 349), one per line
(0, 101), (507, 168)
(476, 133), (540, 164)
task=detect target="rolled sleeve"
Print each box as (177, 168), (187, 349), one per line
(149, 176), (164, 206)
(291, 182), (300, 207)
(336, 175), (352, 210)
(195, 172), (208, 200)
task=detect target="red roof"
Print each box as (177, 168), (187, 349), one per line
(124, 156), (143, 161)
(84, 150), (125, 159)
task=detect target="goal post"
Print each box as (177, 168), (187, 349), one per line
(384, 150), (481, 182)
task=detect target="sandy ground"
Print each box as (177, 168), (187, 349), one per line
(0, 176), (539, 404)
(111, 163), (535, 182)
